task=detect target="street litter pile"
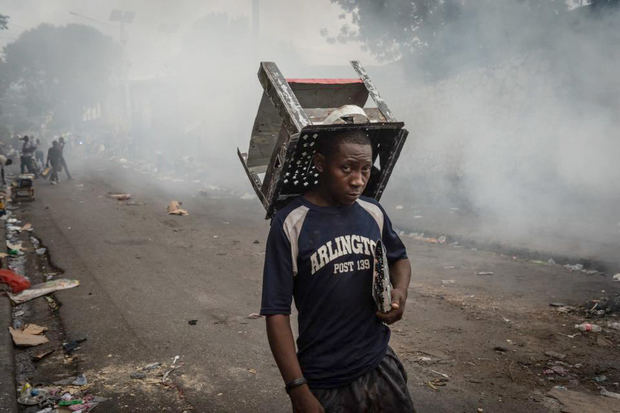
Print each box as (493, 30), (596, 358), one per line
(17, 380), (107, 412)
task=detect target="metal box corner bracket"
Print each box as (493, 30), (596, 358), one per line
(238, 61), (408, 219)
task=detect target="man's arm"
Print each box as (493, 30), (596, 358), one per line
(376, 258), (411, 324)
(266, 314), (324, 413)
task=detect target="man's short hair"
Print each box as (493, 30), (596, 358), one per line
(315, 129), (372, 159)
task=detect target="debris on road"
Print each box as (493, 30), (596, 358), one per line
(167, 200), (188, 216)
(543, 365), (568, 376)
(8, 278), (80, 304)
(6, 240), (23, 252)
(427, 377), (448, 391)
(142, 362), (162, 371)
(608, 321), (620, 331)
(593, 374), (607, 383)
(247, 313), (263, 319)
(63, 337), (87, 354)
(0, 268), (31, 293)
(162, 355), (182, 383)
(108, 192), (132, 201)
(17, 382), (107, 411)
(613, 273), (620, 281)
(72, 374), (88, 386)
(546, 387), (620, 412)
(9, 324), (49, 346)
(574, 322), (602, 332)
(408, 232), (448, 244)
(32, 349), (54, 362)
(600, 387), (620, 400)
(544, 351), (566, 360)
(130, 371), (147, 380)
(20, 222), (32, 232)
(35, 247), (46, 255)
(476, 271), (494, 276)
(564, 263), (584, 271)
(582, 295), (620, 317)
(188, 319), (198, 325)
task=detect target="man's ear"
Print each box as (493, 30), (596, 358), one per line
(313, 152), (326, 173)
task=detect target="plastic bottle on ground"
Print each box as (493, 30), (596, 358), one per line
(574, 322), (602, 332)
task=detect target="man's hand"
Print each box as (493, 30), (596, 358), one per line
(376, 287), (407, 324)
(290, 385), (325, 413)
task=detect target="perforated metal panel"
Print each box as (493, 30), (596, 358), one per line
(238, 61), (409, 218)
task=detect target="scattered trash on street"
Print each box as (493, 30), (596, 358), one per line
(32, 349), (55, 362)
(544, 351), (566, 360)
(613, 273), (620, 282)
(476, 271), (494, 276)
(6, 240), (23, 252)
(72, 374), (88, 386)
(9, 324), (49, 346)
(8, 278), (80, 304)
(0, 268), (31, 293)
(600, 387), (620, 399)
(108, 192), (132, 201)
(162, 355), (182, 383)
(63, 337), (87, 354)
(607, 321), (620, 331)
(547, 387), (620, 411)
(130, 371), (147, 380)
(142, 362), (162, 371)
(188, 319), (198, 325)
(574, 322), (602, 332)
(167, 200), (188, 216)
(426, 377), (448, 391)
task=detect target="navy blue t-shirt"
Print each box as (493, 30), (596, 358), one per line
(260, 195), (408, 389)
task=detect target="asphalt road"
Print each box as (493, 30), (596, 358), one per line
(9, 158), (620, 412)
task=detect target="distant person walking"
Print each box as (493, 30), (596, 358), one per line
(35, 138), (45, 171)
(20, 136), (38, 176)
(58, 136), (72, 180)
(46, 140), (62, 185)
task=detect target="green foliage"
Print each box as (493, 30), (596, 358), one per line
(1, 23), (121, 131)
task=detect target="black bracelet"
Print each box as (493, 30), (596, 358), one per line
(285, 377), (308, 394)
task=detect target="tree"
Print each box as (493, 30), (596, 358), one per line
(327, 0), (569, 66)
(1, 23), (121, 131)
(0, 14), (8, 30)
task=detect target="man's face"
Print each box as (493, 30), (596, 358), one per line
(316, 141), (372, 206)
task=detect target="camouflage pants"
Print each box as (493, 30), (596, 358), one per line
(311, 347), (416, 413)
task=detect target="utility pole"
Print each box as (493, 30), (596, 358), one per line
(110, 10), (135, 132)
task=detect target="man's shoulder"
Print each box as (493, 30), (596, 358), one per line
(272, 197), (307, 222)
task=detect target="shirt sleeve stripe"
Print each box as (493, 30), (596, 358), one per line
(282, 205), (310, 276)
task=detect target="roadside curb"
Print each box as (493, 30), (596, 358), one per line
(0, 216), (18, 413)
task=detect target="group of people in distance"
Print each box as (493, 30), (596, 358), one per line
(19, 135), (72, 184)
